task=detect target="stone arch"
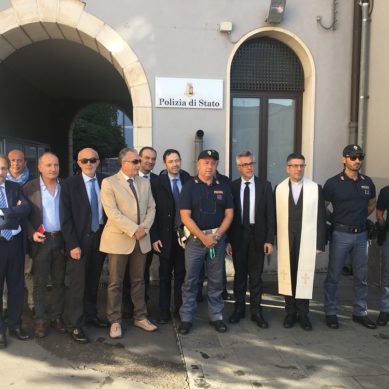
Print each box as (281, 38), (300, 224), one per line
(226, 27), (315, 178)
(0, 0), (152, 150)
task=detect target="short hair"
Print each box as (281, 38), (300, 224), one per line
(236, 151), (255, 164)
(163, 149), (181, 162)
(118, 147), (137, 164)
(7, 149), (25, 159)
(139, 146), (157, 157)
(0, 154), (9, 166)
(38, 152), (59, 164)
(286, 153), (305, 163)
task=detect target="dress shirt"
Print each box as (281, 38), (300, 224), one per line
(291, 179), (303, 205)
(40, 177), (61, 232)
(240, 176), (255, 224)
(121, 171), (138, 196)
(139, 171), (150, 179)
(82, 172), (103, 225)
(168, 174), (182, 193)
(0, 183), (21, 235)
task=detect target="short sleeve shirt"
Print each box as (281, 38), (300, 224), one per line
(323, 171), (376, 227)
(179, 176), (233, 230)
(377, 186), (389, 212)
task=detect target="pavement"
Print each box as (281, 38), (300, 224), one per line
(1, 272), (389, 389)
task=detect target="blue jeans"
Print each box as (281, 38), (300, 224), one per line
(324, 230), (369, 316)
(179, 236), (225, 323)
(380, 232), (389, 312)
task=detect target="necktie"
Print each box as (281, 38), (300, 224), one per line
(0, 186), (13, 241)
(243, 182), (250, 227)
(172, 178), (181, 228)
(128, 178), (140, 225)
(90, 178), (100, 232)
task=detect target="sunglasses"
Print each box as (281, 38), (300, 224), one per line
(124, 159), (141, 165)
(79, 158), (99, 164)
(347, 155), (364, 161)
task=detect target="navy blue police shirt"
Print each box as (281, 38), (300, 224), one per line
(179, 176), (233, 230)
(323, 171), (376, 227)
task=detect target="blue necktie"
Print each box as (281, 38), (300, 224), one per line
(90, 178), (100, 232)
(0, 186), (13, 241)
(172, 178), (181, 228)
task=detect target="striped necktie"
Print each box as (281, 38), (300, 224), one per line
(0, 186), (13, 241)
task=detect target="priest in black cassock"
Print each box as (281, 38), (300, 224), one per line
(275, 153), (326, 331)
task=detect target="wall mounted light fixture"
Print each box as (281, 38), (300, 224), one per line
(266, 0), (286, 24)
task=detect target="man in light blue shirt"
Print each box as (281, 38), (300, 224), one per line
(23, 152), (66, 338)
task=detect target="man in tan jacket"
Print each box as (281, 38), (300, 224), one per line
(100, 147), (156, 338)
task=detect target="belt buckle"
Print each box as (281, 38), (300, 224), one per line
(353, 228), (358, 233)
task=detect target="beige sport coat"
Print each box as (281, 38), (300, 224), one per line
(99, 172), (155, 254)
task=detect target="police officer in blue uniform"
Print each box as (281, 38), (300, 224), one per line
(323, 144), (376, 329)
(178, 150), (233, 335)
(376, 185), (389, 325)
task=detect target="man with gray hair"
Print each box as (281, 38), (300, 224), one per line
(100, 147), (157, 339)
(227, 151), (274, 328)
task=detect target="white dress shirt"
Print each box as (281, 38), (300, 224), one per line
(240, 175), (256, 224)
(82, 172), (104, 224)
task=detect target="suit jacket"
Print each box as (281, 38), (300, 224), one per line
(150, 170), (191, 257)
(60, 172), (107, 254)
(99, 172), (156, 254)
(23, 177), (63, 256)
(0, 180), (30, 230)
(228, 176), (275, 251)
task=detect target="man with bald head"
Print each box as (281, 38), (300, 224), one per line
(60, 148), (107, 344)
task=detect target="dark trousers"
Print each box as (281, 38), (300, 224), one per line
(159, 236), (185, 312)
(0, 234), (24, 333)
(63, 230), (106, 328)
(232, 227), (264, 312)
(33, 234), (66, 323)
(285, 234), (309, 315)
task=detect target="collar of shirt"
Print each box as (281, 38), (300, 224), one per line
(139, 171), (150, 178)
(241, 175), (255, 186)
(81, 172), (97, 184)
(39, 176), (60, 197)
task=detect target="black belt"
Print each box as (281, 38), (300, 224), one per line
(44, 231), (62, 237)
(333, 223), (366, 234)
(0, 232), (21, 242)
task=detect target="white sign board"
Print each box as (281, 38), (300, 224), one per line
(155, 77), (223, 109)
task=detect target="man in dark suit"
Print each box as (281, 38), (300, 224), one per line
(23, 152), (66, 339)
(0, 154), (31, 348)
(60, 148), (107, 344)
(150, 149), (191, 323)
(227, 151), (275, 328)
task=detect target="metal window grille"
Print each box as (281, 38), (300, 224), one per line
(231, 37), (304, 92)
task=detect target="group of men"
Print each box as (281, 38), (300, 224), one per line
(0, 143), (388, 349)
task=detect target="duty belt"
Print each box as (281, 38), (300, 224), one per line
(333, 223), (366, 234)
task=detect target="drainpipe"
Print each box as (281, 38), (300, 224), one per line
(349, 1), (362, 144)
(194, 130), (204, 175)
(357, 0), (371, 149)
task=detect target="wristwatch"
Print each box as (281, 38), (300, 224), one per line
(215, 234), (221, 241)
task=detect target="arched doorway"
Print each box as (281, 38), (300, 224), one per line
(0, 0), (151, 175)
(226, 28), (315, 182)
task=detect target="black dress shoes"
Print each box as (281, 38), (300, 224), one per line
(210, 320), (227, 333)
(9, 328), (30, 341)
(50, 318), (66, 334)
(229, 307), (245, 324)
(325, 315), (339, 329)
(251, 312), (268, 329)
(86, 317), (108, 328)
(157, 311), (171, 324)
(0, 333), (6, 348)
(71, 328), (89, 344)
(377, 312), (389, 326)
(298, 315), (312, 331)
(352, 315), (377, 329)
(283, 314), (297, 328)
(178, 321), (192, 335)
(222, 289), (232, 301)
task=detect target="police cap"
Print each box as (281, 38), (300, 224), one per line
(198, 149), (219, 161)
(342, 144), (364, 157)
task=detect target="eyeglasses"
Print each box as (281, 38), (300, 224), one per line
(287, 164), (306, 169)
(346, 155), (364, 161)
(123, 159), (141, 165)
(238, 162), (256, 168)
(79, 158), (99, 164)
